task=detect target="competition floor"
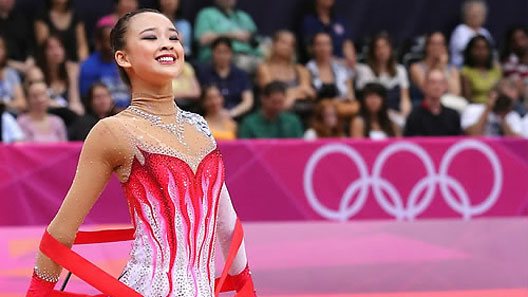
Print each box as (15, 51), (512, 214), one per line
(1, 218), (527, 297)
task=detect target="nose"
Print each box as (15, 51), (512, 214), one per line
(161, 44), (174, 51)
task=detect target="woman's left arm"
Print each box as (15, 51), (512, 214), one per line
(76, 22), (89, 61)
(66, 61), (84, 115)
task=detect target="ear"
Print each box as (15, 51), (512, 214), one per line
(115, 50), (131, 69)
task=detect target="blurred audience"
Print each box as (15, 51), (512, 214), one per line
(462, 80), (523, 137)
(256, 30), (315, 110)
(0, 35), (26, 114)
(356, 32), (411, 125)
(0, 0), (34, 73)
(449, 0), (493, 68)
(17, 81), (67, 142)
(404, 69), (462, 136)
(34, 0), (88, 62)
(461, 35), (501, 104)
(194, 0), (262, 71)
(172, 62), (201, 109)
(80, 22), (130, 109)
(306, 32), (357, 117)
(97, 0), (138, 28)
(410, 32), (461, 96)
(239, 81), (303, 138)
(69, 82), (115, 140)
(198, 37), (253, 119)
(0, 102), (24, 143)
(301, 0), (353, 59)
(157, 0), (192, 57)
(36, 35), (83, 116)
(304, 99), (344, 140)
(351, 83), (399, 140)
(201, 84), (237, 140)
(501, 26), (528, 104)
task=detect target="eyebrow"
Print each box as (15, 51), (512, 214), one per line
(139, 27), (179, 35)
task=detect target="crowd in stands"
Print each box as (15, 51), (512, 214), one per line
(2, 0), (528, 143)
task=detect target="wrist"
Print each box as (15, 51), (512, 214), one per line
(26, 269), (57, 297)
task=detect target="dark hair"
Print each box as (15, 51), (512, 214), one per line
(45, 0), (72, 11)
(0, 35), (7, 69)
(211, 37), (233, 51)
(367, 31), (397, 77)
(359, 82), (395, 137)
(463, 35), (493, 69)
(199, 84), (223, 115)
(501, 26), (528, 62)
(85, 82), (115, 116)
(36, 35), (68, 88)
(155, 0), (183, 19)
(262, 81), (287, 97)
(310, 99), (345, 138)
(424, 31), (446, 55)
(310, 31), (331, 47)
(110, 8), (163, 86)
(308, 0), (335, 17)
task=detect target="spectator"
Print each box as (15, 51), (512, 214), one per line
(37, 35), (83, 116)
(461, 35), (501, 104)
(356, 32), (411, 125)
(501, 26), (528, 103)
(256, 30), (315, 110)
(463, 81), (523, 137)
(239, 81), (303, 138)
(79, 23), (130, 109)
(24, 66), (46, 89)
(449, 0), (493, 68)
(301, 0), (354, 59)
(200, 84), (237, 140)
(494, 77), (526, 116)
(410, 32), (461, 96)
(69, 83), (115, 140)
(404, 69), (462, 136)
(17, 81), (67, 142)
(172, 62), (201, 110)
(306, 32), (357, 117)
(351, 83), (400, 140)
(0, 35), (26, 113)
(97, 0), (138, 28)
(34, 0), (89, 62)
(0, 0), (34, 73)
(0, 102), (24, 143)
(304, 99), (344, 140)
(157, 0), (192, 57)
(194, 0), (262, 71)
(198, 37), (253, 119)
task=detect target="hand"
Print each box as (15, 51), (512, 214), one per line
(228, 30), (251, 42)
(486, 91), (498, 110)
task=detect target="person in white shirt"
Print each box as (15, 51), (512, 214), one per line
(449, 0), (494, 68)
(2, 111), (24, 143)
(462, 92), (523, 137)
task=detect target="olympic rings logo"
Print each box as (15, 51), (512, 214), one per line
(303, 139), (502, 221)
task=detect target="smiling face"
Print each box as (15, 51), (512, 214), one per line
(115, 12), (185, 88)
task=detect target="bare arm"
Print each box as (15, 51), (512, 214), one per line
(229, 90), (254, 118)
(465, 106), (491, 136)
(66, 61), (84, 115)
(399, 87), (412, 117)
(34, 20), (49, 45)
(409, 63), (425, 91)
(461, 74), (473, 102)
(447, 67), (462, 96)
(4, 84), (27, 112)
(75, 22), (89, 61)
(350, 116), (365, 138)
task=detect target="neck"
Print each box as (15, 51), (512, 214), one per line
(49, 64), (60, 81)
(29, 110), (47, 120)
(129, 81), (176, 115)
(215, 64), (231, 76)
(261, 109), (278, 121)
(270, 54), (290, 65)
(425, 97), (442, 114)
(316, 56), (331, 65)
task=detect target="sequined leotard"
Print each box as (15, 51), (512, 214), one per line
(31, 93), (248, 297)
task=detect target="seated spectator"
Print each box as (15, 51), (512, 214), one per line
(0, 103), (24, 143)
(301, 0), (354, 59)
(34, 0), (88, 62)
(404, 69), (462, 136)
(256, 30), (315, 109)
(356, 32), (411, 125)
(304, 99), (345, 140)
(24, 66), (46, 88)
(449, 0), (493, 68)
(461, 35), (502, 104)
(0, 0), (34, 73)
(351, 83), (400, 140)
(200, 84), (237, 140)
(494, 77), (526, 116)
(410, 32), (461, 96)
(198, 37), (253, 119)
(69, 83), (115, 140)
(79, 23), (130, 109)
(157, 0), (193, 57)
(97, 0), (138, 28)
(306, 32), (357, 117)
(37, 35), (83, 116)
(0, 35), (26, 114)
(239, 81), (303, 139)
(462, 87), (523, 137)
(501, 26), (528, 105)
(194, 0), (262, 72)
(17, 81), (67, 142)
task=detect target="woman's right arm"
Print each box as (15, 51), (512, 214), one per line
(34, 20), (49, 45)
(27, 120), (125, 295)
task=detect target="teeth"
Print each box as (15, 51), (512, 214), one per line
(157, 56), (174, 62)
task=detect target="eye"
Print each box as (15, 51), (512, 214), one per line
(142, 35), (157, 40)
(170, 35), (179, 41)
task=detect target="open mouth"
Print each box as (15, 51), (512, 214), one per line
(155, 54), (176, 64)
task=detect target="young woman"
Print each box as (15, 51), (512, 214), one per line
(26, 9), (256, 297)
(201, 84), (238, 140)
(0, 35), (26, 113)
(34, 0), (89, 61)
(350, 82), (400, 140)
(304, 99), (345, 140)
(461, 35), (502, 104)
(156, 0), (193, 56)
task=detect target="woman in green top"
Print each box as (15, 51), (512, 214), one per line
(461, 35), (502, 103)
